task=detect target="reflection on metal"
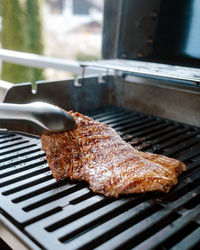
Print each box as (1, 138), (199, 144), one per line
(0, 214), (40, 250)
(184, 0), (200, 59)
(0, 102), (76, 135)
(0, 49), (104, 75)
(98, 74), (106, 84)
(103, 0), (200, 67)
(74, 75), (82, 87)
(31, 81), (38, 94)
(0, 80), (13, 102)
(81, 59), (200, 84)
(81, 66), (85, 86)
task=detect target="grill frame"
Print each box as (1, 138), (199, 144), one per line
(1, 106), (200, 249)
(2, 75), (200, 128)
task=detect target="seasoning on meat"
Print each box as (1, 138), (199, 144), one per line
(41, 112), (186, 197)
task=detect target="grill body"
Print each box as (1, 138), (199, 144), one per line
(1, 97), (200, 249)
(1, 75), (200, 127)
(1, 0), (200, 247)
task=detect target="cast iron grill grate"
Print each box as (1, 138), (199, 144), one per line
(0, 106), (200, 250)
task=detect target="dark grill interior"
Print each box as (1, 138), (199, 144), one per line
(1, 106), (200, 249)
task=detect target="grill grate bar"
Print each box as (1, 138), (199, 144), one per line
(186, 155), (200, 172)
(164, 137), (200, 157)
(96, 112), (139, 124)
(63, 202), (160, 250)
(92, 110), (132, 120)
(26, 200), (154, 250)
(155, 131), (200, 152)
(0, 151), (46, 171)
(48, 199), (134, 236)
(115, 118), (158, 132)
(1, 163), (48, 185)
(0, 141), (38, 158)
(141, 124), (179, 139)
(108, 115), (145, 128)
(29, 196), (107, 230)
(170, 227), (200, 250)
(0, 145), (40, 161)
(0, 136), (23, 145)
(0, 155), (46, 177)
(125, 123), (173, 141)
(0, 139), (30, 150)
(134, 204), (200, 250)
(119, 120), (162, 135)
(0, 133), (15, 139)
(150, 128), (191, 147)
(174, 143), (200, 162)
(166, 168), (200, 201)
(1, 175), (53, 197)
(94, 199), (200, 250)
(0, 171), (52, 193)
(0, 158), (46, 179)
(4, 177), (55, 198)
(25, 195), (104, 227)
(0, 166), (50, 188)
(11, 179), (71, 203)
(134, 129), (194, 152)
(22, 184), (88, 212)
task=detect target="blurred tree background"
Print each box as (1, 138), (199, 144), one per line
(1, 0), (44, 83)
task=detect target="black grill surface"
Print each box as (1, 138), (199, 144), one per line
(1, 107), (200, 250)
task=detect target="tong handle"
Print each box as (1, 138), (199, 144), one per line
(0, 103), (32, 120)
(0, 102), (75, 135)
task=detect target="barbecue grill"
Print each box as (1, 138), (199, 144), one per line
(1, 0), (200, 249)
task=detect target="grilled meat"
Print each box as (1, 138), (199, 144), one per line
(41, 112), (186, 197)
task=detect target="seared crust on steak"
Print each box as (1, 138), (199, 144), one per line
(41, 112), (186, 197)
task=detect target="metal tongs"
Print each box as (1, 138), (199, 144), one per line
(0, 102), (76, 136)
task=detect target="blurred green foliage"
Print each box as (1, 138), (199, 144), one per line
(1, 0), (30, 83)
(25, 0), (44, 82)
(76, 51), (100, 61)
(1, 0), (45, 83)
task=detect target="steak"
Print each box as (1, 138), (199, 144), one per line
(41, 112), (186, 197)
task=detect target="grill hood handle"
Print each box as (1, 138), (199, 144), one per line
(0, 102), (76, 135)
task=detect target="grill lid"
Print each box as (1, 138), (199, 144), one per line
(103, 0), (200, 68)
(90, 0), (200, 86)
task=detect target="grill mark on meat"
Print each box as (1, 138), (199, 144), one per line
(41, 112), (186, 197)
